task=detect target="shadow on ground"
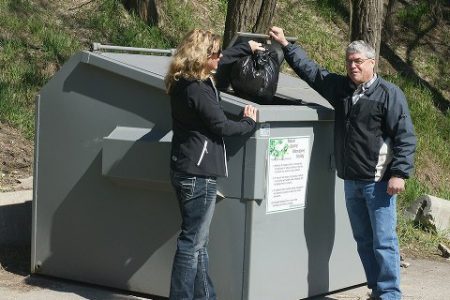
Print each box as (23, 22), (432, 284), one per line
(0, 245), (30, 276)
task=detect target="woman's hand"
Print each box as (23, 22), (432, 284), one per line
(243, 105), (257, 122)
(248, 40), (265, 53)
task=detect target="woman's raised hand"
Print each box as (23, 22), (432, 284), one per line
(248, 40), (265, 53)
(243, 105), (257, 122)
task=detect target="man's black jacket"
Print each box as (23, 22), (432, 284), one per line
(282, 43), (416, 181)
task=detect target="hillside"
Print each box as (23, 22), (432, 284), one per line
(0, 0), (449, 256)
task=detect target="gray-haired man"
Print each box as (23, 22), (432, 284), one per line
(269, 26), (416, 300)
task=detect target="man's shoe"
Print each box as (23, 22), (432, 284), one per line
(366, 291), (380, 300)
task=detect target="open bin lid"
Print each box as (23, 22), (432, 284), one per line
(223, 32), (333, 113)
(80, 39), (333, 122)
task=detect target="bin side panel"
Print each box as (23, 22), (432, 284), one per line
(34, 60), (247, 298)
(209, 198), (247, 300)
(34, 63), (178, 296)
(243, 122), (365, 300)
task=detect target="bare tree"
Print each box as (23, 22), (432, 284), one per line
(223, 0), (277, 48)
(350, 0), (386, 71)
(122, 0), (164, 27)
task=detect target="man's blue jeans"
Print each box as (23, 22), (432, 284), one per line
(344, 180), (401, 300)
(169, 171), (217, 300)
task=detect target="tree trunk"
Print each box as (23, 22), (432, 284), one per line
(350, 0), (386, 71)
(223, 0), (277, 48)
(122, 0), (164, 27)
(382, 0), (396, 43)
(253, 0), (277, 33)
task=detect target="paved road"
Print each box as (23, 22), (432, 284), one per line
(314, 257), (450, 300)
(0, 257), (449, 300)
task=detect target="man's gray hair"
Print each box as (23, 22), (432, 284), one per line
(346, 40), (375, 59)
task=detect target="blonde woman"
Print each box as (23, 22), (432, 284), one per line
(165, 29), (261, 299)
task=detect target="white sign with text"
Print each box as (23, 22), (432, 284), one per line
(266, 136), (310, 214)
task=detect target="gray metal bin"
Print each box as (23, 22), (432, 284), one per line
(32, 44), (365, 299)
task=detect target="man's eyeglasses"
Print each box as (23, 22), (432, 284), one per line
(346, 58), (372, 66)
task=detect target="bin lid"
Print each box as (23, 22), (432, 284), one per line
(93, 51), (171, 78)
(81, 51), (171, 90)
(79, 48), (333, 121)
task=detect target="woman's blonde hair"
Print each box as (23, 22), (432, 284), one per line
(165, 29), (221, 94)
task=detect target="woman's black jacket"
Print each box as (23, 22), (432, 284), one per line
(169, 75), (255, 177)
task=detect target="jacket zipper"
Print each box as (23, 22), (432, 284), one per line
(343, 97), (354, 178)
(210, 77), (229, 176)
(223, 138), (228, 177)
(197, 140), (208, 166)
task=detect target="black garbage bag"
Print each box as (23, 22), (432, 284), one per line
(230, 45), (281, 104)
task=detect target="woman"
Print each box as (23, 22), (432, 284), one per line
(165, 29), (261, 300)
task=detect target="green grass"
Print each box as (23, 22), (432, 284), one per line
(400, 178), (428, 208)
(397, 177), (449, 257)
(397, 210), (450, 257)
(0, 0), (169, 138)
(0, 0), (80, 138)
(397, 0), (430, 31)
(389, 74), (450, 196)
(87, 0), (170, 48)
(275, 1), (347, 73)
(309, 0), (350, 23)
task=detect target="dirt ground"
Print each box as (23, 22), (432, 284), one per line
(0, 245), (82, 297)
(0, 121), (34, 289)
(0, 121), (34, 192)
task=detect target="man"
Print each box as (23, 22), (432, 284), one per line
(269, 26), (416, 300)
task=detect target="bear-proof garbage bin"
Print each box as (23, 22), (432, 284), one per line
(32, 37), (365, 300)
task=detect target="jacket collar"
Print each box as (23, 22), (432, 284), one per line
(348, 74), (379, 95)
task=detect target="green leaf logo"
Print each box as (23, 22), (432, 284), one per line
(269, 139), (289, 159)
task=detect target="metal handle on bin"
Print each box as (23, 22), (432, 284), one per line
(234, 32), (297, 41)
(227, 32), (297, 48)
(90, 42), (175, 56)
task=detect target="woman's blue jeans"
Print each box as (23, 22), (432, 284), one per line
(169, 171), (217, 300)
(344, 180), (401, 300)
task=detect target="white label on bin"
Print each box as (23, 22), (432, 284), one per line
(266, 136), (310, 214)
(259, 123), (270, 137)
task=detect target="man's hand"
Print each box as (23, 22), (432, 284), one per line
(387, 177), (405, 195)
(268, 26), (289, 47)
